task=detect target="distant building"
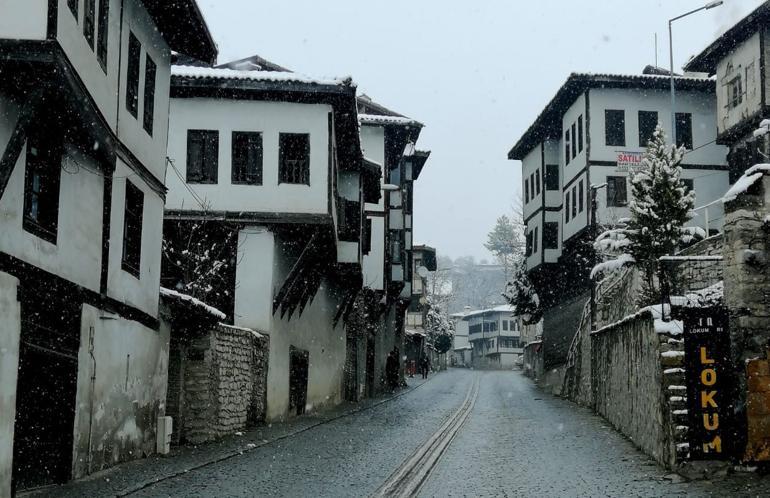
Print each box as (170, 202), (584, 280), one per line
(404, 245), (437, 372)
(450, 307), (472, 367)
(464, 305), (522, 369)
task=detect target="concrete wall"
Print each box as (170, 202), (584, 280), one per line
(0, 272), (20, 498)
(71, 304), (171, 478)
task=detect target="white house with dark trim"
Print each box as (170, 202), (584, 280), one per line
(164, 58), (374, 422)
(357, 95), (430, 393)
(507, 69), (729, 371)
(0, 0), (215, 493)
(464, 305), (522, 369)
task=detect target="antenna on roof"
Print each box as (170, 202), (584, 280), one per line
(654, 33), (658, 67)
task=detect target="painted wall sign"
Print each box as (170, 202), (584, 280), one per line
(682, 307), (733, 459)
(615, 151), (644, 172)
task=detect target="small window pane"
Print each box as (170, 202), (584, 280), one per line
(96, 0), (109, 71)
(577, 115), (584, 153)
(544, 222), (558, 249)
(279, 133), (310, 185)
(122, 181), (144, 277)
(126, 32), (141, 118)
(638, 111), (658, 147)
(571, 123), (577, 159)
(578, 180), (584, 213)
(606, 176), (628, 207)
(605, 109), (626, 147)
(187, 130), (219, 184)
(23, 135), (62, 244)
(83, 0), (95, 48)
(676, 112), (693, 150)
(545, 164), (559, 190)
(232, 132), (263, 185)
(143, 56), (156, 135)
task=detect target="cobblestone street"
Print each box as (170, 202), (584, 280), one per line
(28, 369), (770, 497)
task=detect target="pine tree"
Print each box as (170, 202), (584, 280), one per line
(626, 124), (694, 302)
(502, 260), (542, 325)
(484, 215), (524, 279)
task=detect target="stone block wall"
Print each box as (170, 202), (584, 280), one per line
(170, 325), (269, 445)
(591, 310), (686, 468)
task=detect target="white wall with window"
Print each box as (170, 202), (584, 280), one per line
(521, 143), (542, 221)
(166, 99), (332, 214)
(562, 170), (588, 241)
(561, 93), (587, 188)
(587, 87), (726, 166)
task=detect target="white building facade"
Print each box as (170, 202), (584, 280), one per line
(165, 60), (370, 422)
(465, 305), (523, 369)
(0, 0), (216, 493)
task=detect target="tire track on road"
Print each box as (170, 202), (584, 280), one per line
(372, 373), (480, 497)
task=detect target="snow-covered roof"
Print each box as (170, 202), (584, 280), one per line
(160, 287), (226, 320)
(358, 113), (423, 128)
(509, 71), (714, 160)
(171, 65), (355, 88)
(461, 304), (516, 320)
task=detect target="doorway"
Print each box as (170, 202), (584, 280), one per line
(12, 285), (80, 492)
(288, 347), (309, 416)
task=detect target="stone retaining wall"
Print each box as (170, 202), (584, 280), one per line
(590, 309), (686, 468)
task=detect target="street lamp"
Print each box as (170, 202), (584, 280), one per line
(669, 1), (723, 138)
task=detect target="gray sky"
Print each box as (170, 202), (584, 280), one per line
(197, 0), (762, 261)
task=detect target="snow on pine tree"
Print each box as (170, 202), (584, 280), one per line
(592, 124), (694, 303)
(502, 259), (541, 325)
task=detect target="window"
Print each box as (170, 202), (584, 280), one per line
(564, 128), (571, 165)
(525, 230), (533, 256)
(232, 132), (263, 185)
(490, 321), (498, 332)
(606, 176), (628, 207)
(578, 180), (584, 213)
(279, 133), (311, 185)
(577, 115), (584, 153)
(530, 173), (535, 199)
(362, 218), (372, 255)
(565, 191), (570, 222)
(571, 123), (577, 159)
(605, 110), (625, 146)
(503, 320), (509, 331)
(676, 113), (693, 150)
(96, 0), (109, 70)
(186, 130), (219, 184)
(533, 226), (538, 253)
(126, 32), (141, 118)
(68, 0), (78, 17)
(728, 75), (743, 109)
(122, 181), (144, 277)
(83, 0), (95, 48)
(142, 56), (156, 135)
(23, 134), (62, 244)
(545, 164), (559, 190)
(638, 111), (658, 147)
(544, 222), (558, 249)
(571, 185), (577, 218)
(524, 176), (529, 203)
(682, 178), (694, 195)
(535, 169), (541, 195)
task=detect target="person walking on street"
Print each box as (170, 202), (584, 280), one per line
(419, 354), (430, 379)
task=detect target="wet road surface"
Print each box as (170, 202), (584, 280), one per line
(113, 370), (766, 496)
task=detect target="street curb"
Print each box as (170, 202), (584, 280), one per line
(116, 373), (437, 496)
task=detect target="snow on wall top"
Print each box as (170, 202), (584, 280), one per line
(171, 65), (355, 88)
(358, 113), (423, 128)
(160, 287), (227, 320)
(722, 164), (770, 203)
